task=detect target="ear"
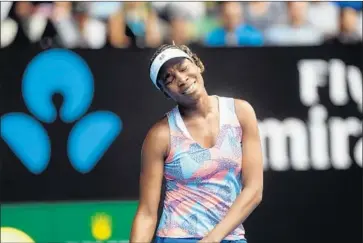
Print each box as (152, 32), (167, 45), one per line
(193, 62), (201, 73)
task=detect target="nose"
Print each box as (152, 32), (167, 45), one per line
(175, 72), (188, 87)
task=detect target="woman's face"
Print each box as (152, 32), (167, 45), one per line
(157, 57), (204, 104)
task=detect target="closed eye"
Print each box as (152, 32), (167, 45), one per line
(180, 66), (188, 72)
(164, 75), (174, 85)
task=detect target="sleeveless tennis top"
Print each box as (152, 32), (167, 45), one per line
(156, 96), (246, 240)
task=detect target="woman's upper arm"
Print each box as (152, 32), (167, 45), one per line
(235, 99), (264, 194)
(137, 118), (169, 217)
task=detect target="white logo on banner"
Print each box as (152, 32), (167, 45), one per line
(259, 59), (362, 171)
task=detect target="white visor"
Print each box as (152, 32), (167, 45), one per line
(149, 48), (190, 90)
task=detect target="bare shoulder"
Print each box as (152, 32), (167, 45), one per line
(233, 99), (258, 127)
(142, 116), (170, 158)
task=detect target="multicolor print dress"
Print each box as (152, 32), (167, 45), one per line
(156, 96), (246, 241)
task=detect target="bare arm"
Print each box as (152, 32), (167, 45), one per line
(130, 118), (169, 243)
(108, 8), (130, 48)
(144, 8), (162, 47)
(200, 100), (264, 242)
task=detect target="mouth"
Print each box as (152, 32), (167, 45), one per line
(182, 81), (197, 95)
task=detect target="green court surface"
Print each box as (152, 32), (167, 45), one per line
(1, 200), (138, 243)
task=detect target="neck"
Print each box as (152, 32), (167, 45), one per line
(178, 91), (215, 119)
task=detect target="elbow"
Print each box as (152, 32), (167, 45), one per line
(256, 191), (263, 205)
(254, 187), (263, 206)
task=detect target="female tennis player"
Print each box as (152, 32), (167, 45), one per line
(130, 44), (263, 243)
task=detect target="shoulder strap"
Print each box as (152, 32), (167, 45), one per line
(218, 96), (239, 125)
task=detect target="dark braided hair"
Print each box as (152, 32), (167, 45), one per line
(149, 44), (205, 90)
